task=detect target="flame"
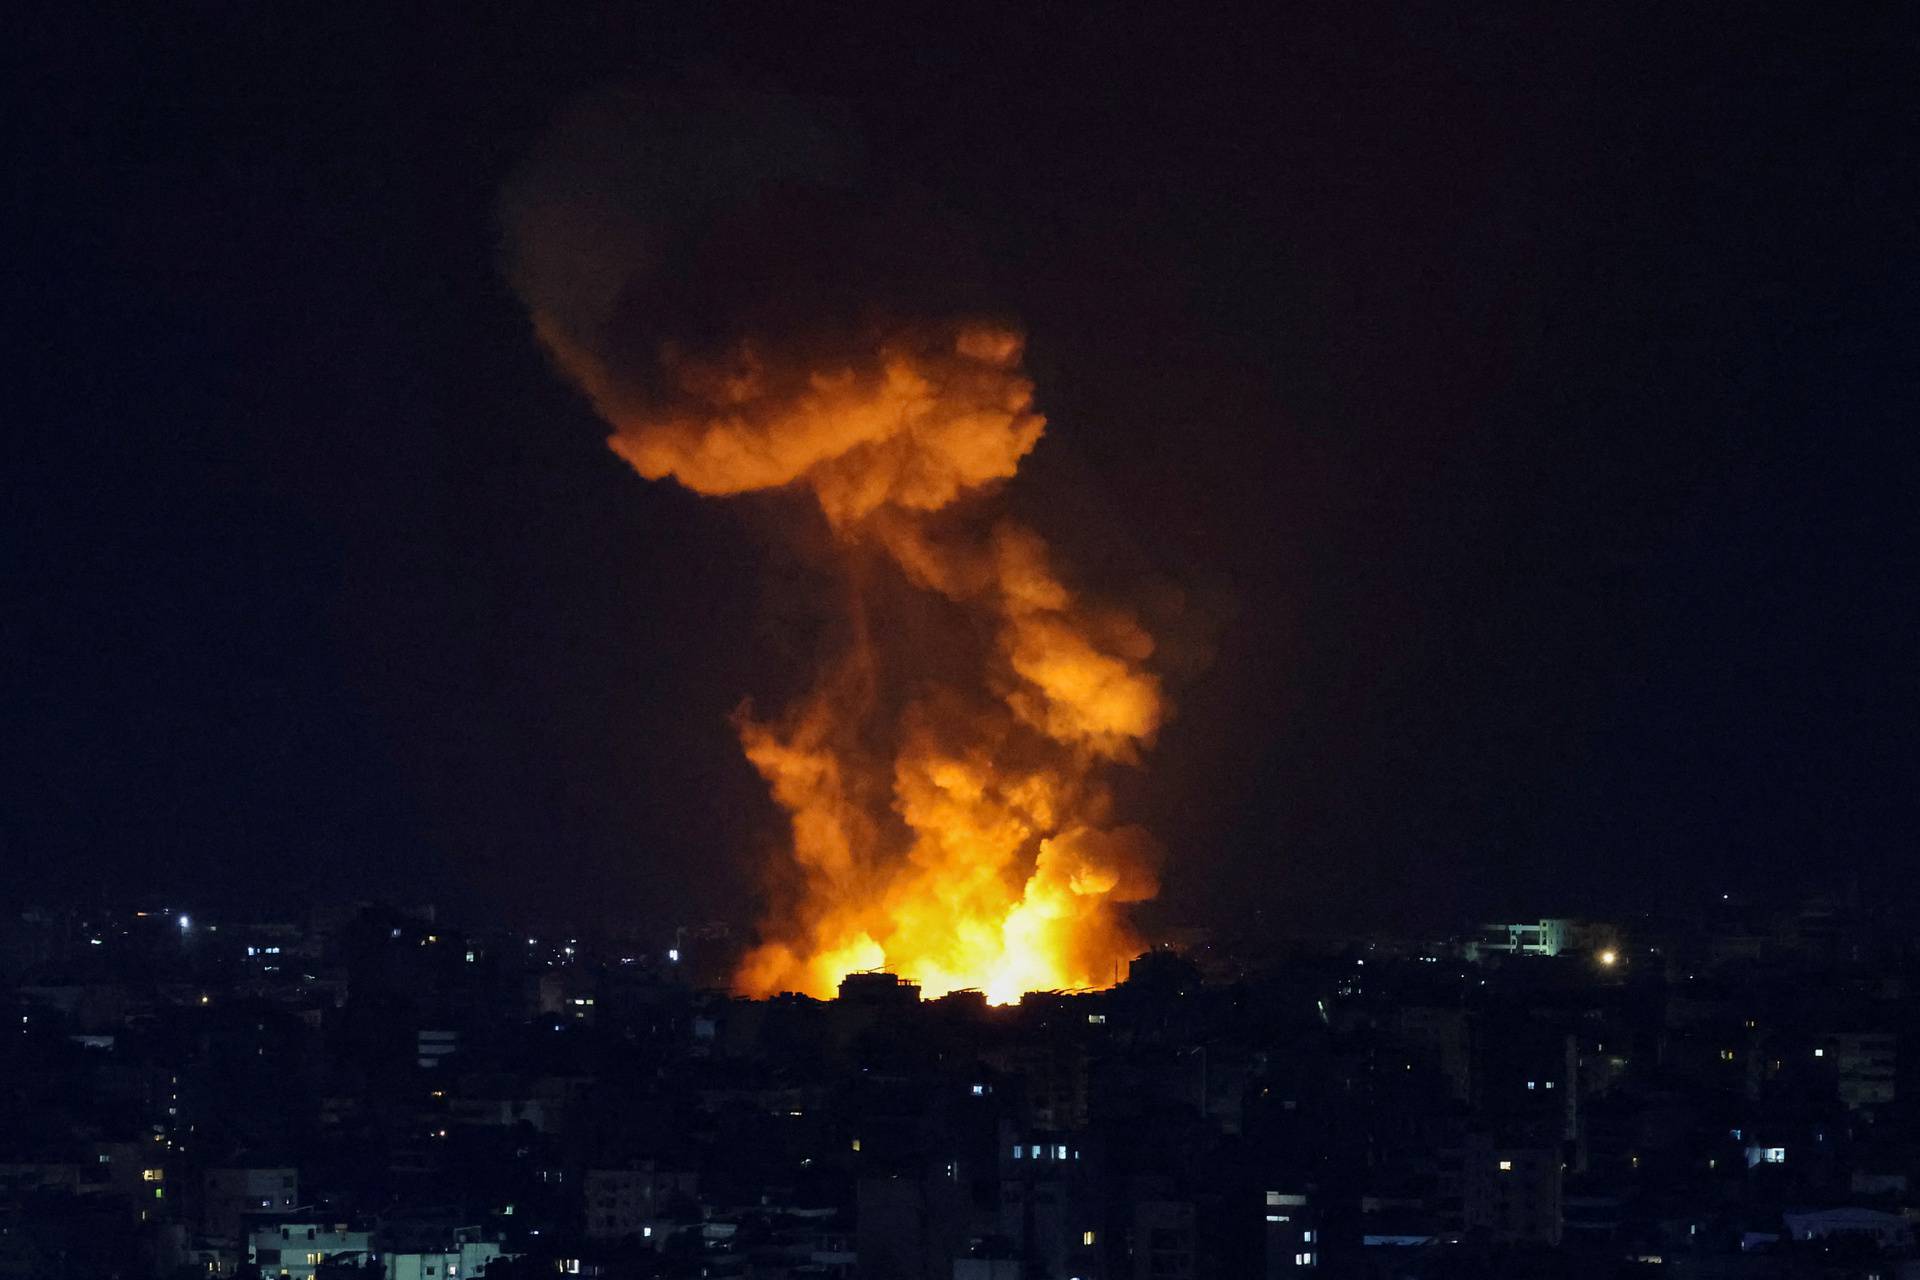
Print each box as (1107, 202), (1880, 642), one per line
(536, 314), (1163, 1002)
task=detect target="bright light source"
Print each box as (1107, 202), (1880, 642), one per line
(1498, 1160), (1513, 1171)
(178, 915), (191, 930)
(668, 948), (680, 962)
(1598, 949), (1618, 967)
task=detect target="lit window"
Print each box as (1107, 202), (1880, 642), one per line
(1013, 1146), (1023, 1159)
(1498, 1160), (1513, 1171)
(851, 1138), (861, 1152)
(1087, 1013), (1106, 1024)
(1082, 1230), (1096, 1245)
(1055, 1144), (1068, 1159)
(1526, 1081), (1536, 1090)
(1304, 1230), (1314, 1243)
(142, 1169), (164, 1182)
(1814, 1048), (1825, 1058)
(971, 1084), (986, 1096)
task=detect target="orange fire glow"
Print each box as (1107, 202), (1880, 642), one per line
(539, 316), (1164, 1002)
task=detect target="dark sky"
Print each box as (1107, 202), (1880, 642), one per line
(6, 5), (1914, 937)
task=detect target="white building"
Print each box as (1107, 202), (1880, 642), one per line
(385, 1238), (507, 1280)
(248, 1222), (373, 1279)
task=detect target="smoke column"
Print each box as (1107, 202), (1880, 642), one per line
(503, 87), (1165, 1001)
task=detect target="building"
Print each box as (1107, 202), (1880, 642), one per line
(1443, 1138), (1561, 1246)
(247, 1221), (373, 1279)
(998, 1134), (1104, 1280)
(203, 1166), (299, 1239)
(583, 1163), (696, 1240)
(1131, 1199), (1195, 1280)
(1262, 1191), (1320, 1273)
(383, 1228), (509, 1280)
(1829, 1032), (1897, 1113)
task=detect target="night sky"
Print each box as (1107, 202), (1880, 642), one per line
(7, 6), (1914, 937)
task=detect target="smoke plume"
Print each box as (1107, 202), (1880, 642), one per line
(504, 86), (1166, 1001)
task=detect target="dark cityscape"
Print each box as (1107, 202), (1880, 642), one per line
(6, 5), (1915, 1278)
(5, 898), (1920, 1278)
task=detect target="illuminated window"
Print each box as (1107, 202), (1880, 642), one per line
(142, 1168), (164, 1182)
(1304, 1230), (1315, 1243)
(1498, 1160), (1513, 1171)
(1087, 1013), (1106, 1024)
(1013, 1146), (1023, 1159)
(1082, 1230), (1096, 1245)
(1814, 1048), (1825, 1058)
(851, 1138), (861, 1152)
(1721, 1049), (1734, 1061)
